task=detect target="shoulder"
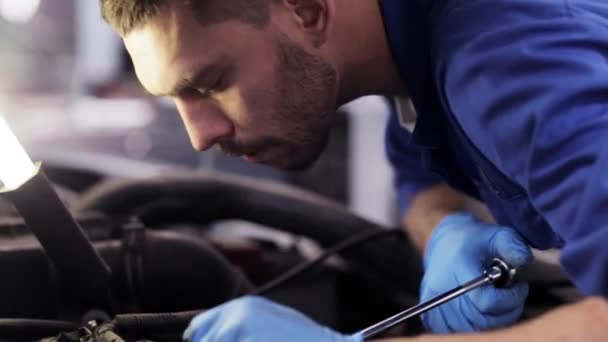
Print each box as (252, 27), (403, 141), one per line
(430, 0), (571, 50)
(428, 0), (608, 182)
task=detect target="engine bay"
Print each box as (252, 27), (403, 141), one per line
(0, 167), (581, 341)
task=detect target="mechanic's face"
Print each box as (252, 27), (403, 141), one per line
(124, 4), (338, 170)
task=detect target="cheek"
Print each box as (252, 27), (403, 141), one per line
(219, 82), (278, 131)
(222, 36), (283, 130)
(215, 87), (255, 127)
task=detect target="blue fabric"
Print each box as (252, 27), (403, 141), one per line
(385, 103), (444, 214)
(382, 0), (608, 296)
(421, 212), (532, 333)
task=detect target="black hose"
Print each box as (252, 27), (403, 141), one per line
(0, 319), (77, 340)
(113, 310), (202, 336)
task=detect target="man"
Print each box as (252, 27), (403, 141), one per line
(99, 0), (608, 340)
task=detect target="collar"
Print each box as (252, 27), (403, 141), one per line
(381, 0), (440, 149)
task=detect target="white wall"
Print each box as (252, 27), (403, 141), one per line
(343, 96), (397, 227)
(74, 0), (122, 87)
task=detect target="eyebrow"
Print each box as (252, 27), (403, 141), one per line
(151, 60), (227, 97)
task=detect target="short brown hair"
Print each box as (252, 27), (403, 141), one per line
(100, 0), (271, 36)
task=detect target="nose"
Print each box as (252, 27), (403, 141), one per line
(174, 100), (234, 151)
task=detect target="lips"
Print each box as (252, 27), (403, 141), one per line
(243, 145), (282, 164)
(242, 154), (260, 162)
(242, 150), (266, 163)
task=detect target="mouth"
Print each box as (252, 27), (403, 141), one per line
(242, 150), (267, 163)
(242, 154), (262, 163)
(242, 146), (284, 165)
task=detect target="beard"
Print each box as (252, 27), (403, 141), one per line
(219, 33), (338, 170)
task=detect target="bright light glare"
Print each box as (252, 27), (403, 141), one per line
(0, 115), (35, 190)
(0, 0), (40, 24)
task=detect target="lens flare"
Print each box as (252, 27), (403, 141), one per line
(0, 0), (40, 24)
(0, 115), (36, 190)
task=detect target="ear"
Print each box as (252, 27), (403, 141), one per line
(283, 0), (332, 47)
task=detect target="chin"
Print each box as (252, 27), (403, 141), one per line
(280, 158), (316, 171)
(276, 146), (326, 171)
(259, 157), (308, 171)
(258, 135), (329, 170)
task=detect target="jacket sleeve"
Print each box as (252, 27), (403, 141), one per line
(435, 0), (608, 295)
(385, 100), (443, 216)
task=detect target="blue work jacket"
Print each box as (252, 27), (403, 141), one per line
(382, 0), (608, 296)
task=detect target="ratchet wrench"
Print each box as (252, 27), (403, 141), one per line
(357, 258), (517, 340)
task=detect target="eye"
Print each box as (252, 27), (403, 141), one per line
(178, 87), (204, 100)
(195, 87), (214, 97)
(197, 76), (226, 97)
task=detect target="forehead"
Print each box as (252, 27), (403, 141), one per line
(123, 5), (262, 96)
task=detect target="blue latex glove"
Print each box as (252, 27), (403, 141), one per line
(183, 296), (363, 342)
(420, 212), (533, 333)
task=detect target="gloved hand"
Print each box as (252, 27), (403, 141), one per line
(420, 212), (533, 333)
(183, 296), (362, 342)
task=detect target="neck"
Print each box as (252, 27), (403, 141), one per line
(334, 0), (406, 105)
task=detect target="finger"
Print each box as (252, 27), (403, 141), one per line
(421, 307), (451, 334)
(469, 280), (529, 314)
(461, 293), (525, 331)
(491, 301), (526, 327)
(349, 332), (365, 342)
(183, 309), (222, 341)
(422, 302), (475, 334)
(198, 318), (241, 342)
(489, 228), (533, 268)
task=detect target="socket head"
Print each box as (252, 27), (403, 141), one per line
(485, 258), (517, 288)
